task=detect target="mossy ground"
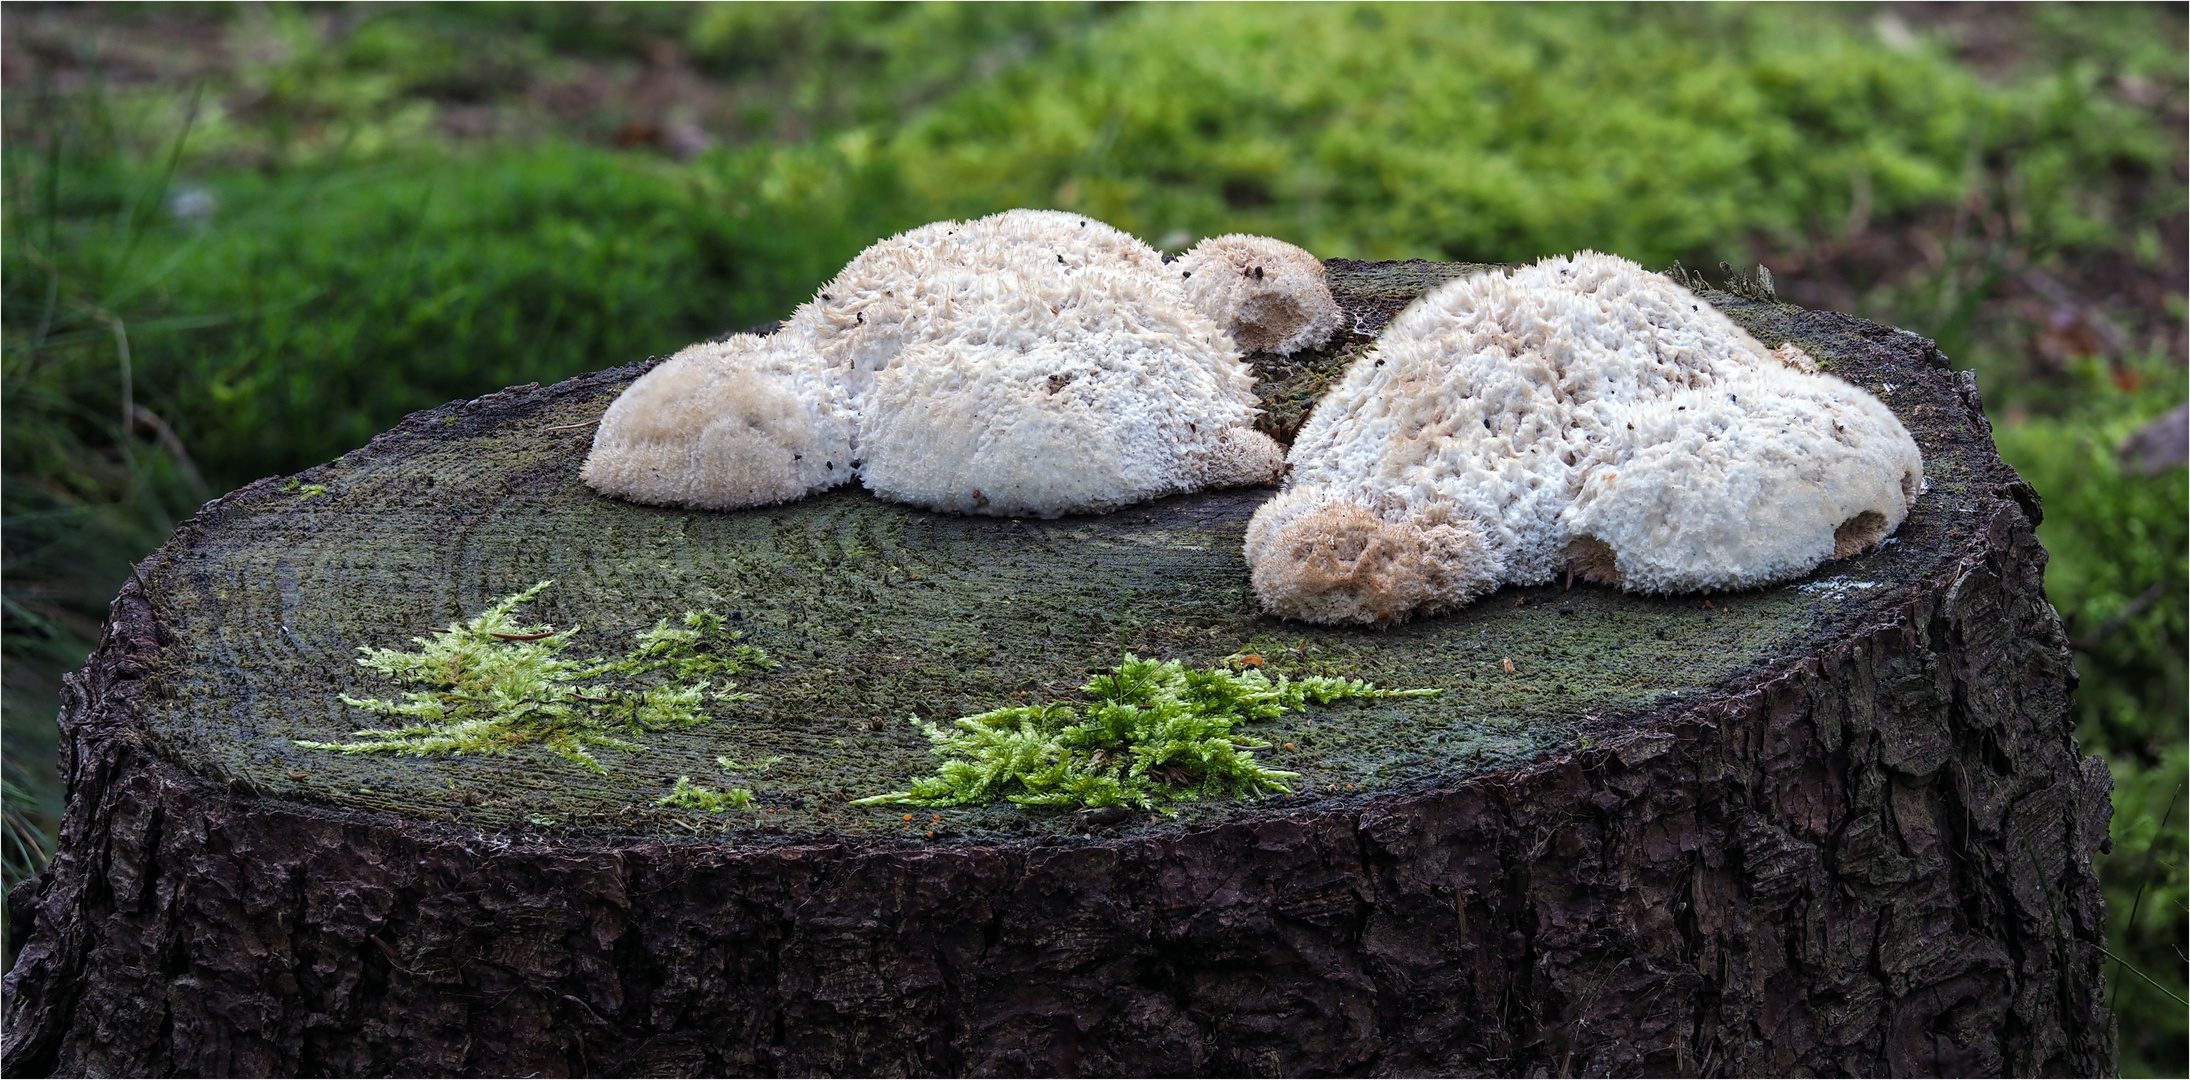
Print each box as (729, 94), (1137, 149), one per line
(130, 279), (1998, 846)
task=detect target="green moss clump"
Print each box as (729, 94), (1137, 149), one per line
(716, 754), (783, 774)
(298, 581), (776, 771)
(657, 777), (755, 812)
(857, 655), (1438, 811)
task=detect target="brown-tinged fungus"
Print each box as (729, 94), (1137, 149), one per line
(1171, 233), (1344, 356)
(1246, 251), (1924, 624)
(580, 331), (856, 509)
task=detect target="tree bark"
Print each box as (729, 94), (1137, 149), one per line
(3, 264), (2114, 1077)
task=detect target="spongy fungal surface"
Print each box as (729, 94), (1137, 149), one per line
(802, 212), (1280, 516)
(579, 332), (856, 509)
(585, 210), (1339, 519)
(1249, 252), (1925, 623)
(1172, 234), (1344, 357)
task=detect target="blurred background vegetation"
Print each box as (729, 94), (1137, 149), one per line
(2, 2), (2182, 1069)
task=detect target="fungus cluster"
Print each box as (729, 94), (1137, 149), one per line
(1245, 251), (1925, 624)
(582, 210), (1342, 519)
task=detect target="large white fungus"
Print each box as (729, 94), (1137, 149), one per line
(585, 209), (1335, 518)
(1246, 250), (1925, 624)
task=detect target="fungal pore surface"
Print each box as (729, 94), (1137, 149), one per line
(582, 210), (1342, 519)
(1246, 251), (1925, 625)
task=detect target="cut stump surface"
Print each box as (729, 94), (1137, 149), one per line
(4, 263), (2113, 1077)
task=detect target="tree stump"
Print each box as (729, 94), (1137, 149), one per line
(3, 262), (2115, 1077)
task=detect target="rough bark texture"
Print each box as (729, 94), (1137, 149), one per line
(3, 265), (2113, 1077)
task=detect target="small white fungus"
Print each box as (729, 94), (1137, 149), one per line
(579, 332), (855, 510)
(583, 210), (1337, 518)
(1246, 251), (1925, 624)
(1171, 233), (1344, 356)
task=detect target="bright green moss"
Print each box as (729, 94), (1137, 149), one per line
(657, 776), (755, 812)
(857, 654), (1437, 811)
(298, 581), (776, 772)
(716, 754), (784, 774)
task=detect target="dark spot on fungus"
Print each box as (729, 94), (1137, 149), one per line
(1564, 536), (1623, 587)
(1833, 511), (1889, 558)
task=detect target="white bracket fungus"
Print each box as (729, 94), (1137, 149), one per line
(1245, 251), (1925, 625)
(583, 210), (1343, 519)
